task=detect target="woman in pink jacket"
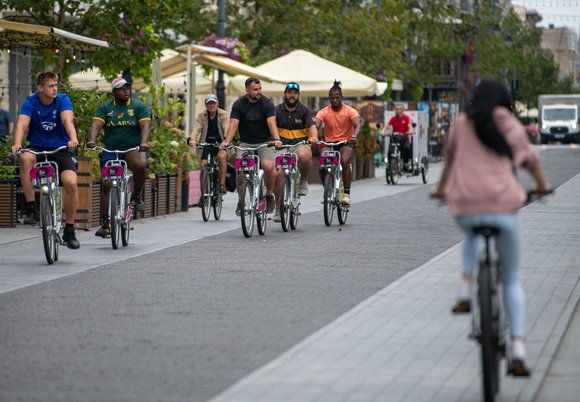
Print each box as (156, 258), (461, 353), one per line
(432, 79), (550, 376)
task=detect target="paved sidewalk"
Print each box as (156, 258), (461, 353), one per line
(209, 175), (580, 401)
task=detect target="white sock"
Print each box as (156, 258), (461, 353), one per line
(458, 280), (471, 300)
(512, 339), (526, 359)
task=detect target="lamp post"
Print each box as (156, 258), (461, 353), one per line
(216, 0), (226, 106)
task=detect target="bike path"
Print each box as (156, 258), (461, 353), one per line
(209, 158), (580, 401)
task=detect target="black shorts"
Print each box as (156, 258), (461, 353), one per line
(323, 143), (355, 152)
(29, 146), (77, 173)
(201, 144), (220, 161)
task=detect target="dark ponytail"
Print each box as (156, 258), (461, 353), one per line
(329, 79), (342, 95)
(465, 79), (513, 159)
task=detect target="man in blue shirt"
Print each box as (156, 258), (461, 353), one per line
(11, 72), (80, 249)
(0, 100), (13, 142)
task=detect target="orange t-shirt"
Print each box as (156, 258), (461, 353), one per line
(316, 104), (359, 142)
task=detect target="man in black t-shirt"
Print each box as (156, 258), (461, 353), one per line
(221, 77), (282, 215)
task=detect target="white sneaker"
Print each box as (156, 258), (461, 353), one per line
(273, 209), (281, 222)
(299, 180), (309, 196)
(341, 194), (351, 206)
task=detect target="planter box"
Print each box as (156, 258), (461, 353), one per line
(188, 170), (201, 206)
(0, 181), (17, 228)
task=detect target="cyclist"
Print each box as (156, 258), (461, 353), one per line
(87, 76), (151, 238)
(431, 79), (551, 376)
(384, 104), (413, 170)
(219, 77), (282, 215)
(273, 82), (318, 222)
(315, 80), (361, 206)
(11, 72), (80, 249)
(187, 94), (230, 201)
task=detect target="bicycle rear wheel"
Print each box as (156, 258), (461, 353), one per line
(290, 200), (299, 231)
(280, 176), (291, 232)
(240, 179), (255, 238)
(323, 173), (335, 226)
(121, 195), (131, 247)
(390, 158), (399, 185)
(110, 187), (121, 249)
(479, 263), (501, 402)
(201, 169), (212, 222)
(40, 195), (57, 264)
(337, 191), (348, 226)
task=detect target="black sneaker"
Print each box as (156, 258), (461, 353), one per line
(219, 186), (227, 195)
(62, 227), (80, 249)
(197, 196), (205, 208)
(130, 196), (145, 212)
(266, 194), (275, 213)
(22, 203), (38, 225)
(235, 202), (241, 216)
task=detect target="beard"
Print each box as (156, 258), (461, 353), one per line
(284, 97), (298, 108)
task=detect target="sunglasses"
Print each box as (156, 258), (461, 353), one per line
(285, 83), (299, 91)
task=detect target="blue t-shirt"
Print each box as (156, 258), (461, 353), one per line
(19, 93), (74, 147)
(0, 109), (12, 139)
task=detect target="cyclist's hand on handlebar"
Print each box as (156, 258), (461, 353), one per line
(308, 137), (318, 145)
(219, 140), (230, 149)
(271, 139), (282, 148)
(68, 139), (79, 150)
(347, 136), (358, 146)
(139, 142), (149, 152)
(11, 144), (22, 154)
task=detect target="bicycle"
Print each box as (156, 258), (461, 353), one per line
(432, 190), (551, 402)
(18, 146), (68, 264)
(196, 142), (224, 222)
(233, 143), (272, 238)
(385, 133), (403, 185)
(318, 140), (348, 226)
(275, 140), (306, 232)
(92, 146), (137, 249)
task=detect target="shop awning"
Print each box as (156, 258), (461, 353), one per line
(0, 20), (109, 50)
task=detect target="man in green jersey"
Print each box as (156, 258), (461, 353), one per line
(87, 76), (151, 238)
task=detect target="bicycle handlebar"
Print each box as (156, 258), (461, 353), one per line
(231, 143), (275, 152)
(318, 140), (348, 147)
(16, 145), (69, 156)
(196, 142), (221, 149)
(89, 146), (141, 153)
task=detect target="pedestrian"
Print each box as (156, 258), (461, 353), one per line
(87, 76), (151, 238)
(0, 99), (13, 143)
(11, 72), (80, 249)
(431, 78), (551, 376)
(220, 77), (282, 216)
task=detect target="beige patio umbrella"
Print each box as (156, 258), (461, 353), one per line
(228, 49), (399, 97)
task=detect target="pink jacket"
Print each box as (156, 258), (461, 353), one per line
(445, 107), (540, 216)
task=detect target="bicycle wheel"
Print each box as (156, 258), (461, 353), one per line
(240, 179), (255, 238)
(290, 197), (299, 231)
(40, 195), (57, 264)
(201, 169), (212, 222)
(323, 173), (335, 226)
(257, 179), (267, 236)
(337, 188), (348, 226)
(212, 171), (223, 220)
(110, 187), (121, 249)
(479, 264), (501, 402)
(421, 157), (429, 184)
(280, 176), (291, 232)
(121, 195), (131, 247)
(390, 158), (400, 185)
(386, 165), (391, 184)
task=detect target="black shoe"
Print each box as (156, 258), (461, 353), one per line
(22, 204), (38, 225)
(451, 299), (471, 314)
(235, 202), (241, 216)
(130, 196), (145, 212)
(95, 224), (111, 238)
(62, 227), (80, 249)
(266, 194), (275, 213)
(508, 358), (531, 377)
(197, 196), (205, 208)
(219, 186), (227, 195)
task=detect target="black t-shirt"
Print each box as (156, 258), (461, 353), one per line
(206, 114), (220, 143)
(230, 96), (276, 143)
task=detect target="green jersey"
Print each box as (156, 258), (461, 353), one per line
(93, 98), (151, 150)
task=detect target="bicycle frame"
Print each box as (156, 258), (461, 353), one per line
(235, 150), (266, 213)
(97, 147), (136, 223)
(275, 141), (305, 211)
(319, 141), (346, 206)
(197, 143), (224, 221)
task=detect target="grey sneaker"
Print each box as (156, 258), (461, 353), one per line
(341, 194), (351, 206)
(266, 194), (275, 213)
(299, 180), (309, 196)
(273, 208), (281, 222)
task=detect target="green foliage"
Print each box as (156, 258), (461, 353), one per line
(0, 140), (16, 182)
(356, 120), (379, 160)
(145, 88), (197, 176)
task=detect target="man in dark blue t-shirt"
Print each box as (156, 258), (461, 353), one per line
(220, 77), (282, 215)
(0, 101), (13, 142)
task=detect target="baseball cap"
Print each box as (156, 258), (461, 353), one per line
(205, 94), (218, 103)
(111, 76), (130, 90)
(285, 82), (300, 92)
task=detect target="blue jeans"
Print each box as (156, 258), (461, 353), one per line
(456, 214), (525, 338)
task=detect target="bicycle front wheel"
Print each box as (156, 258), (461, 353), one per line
(240, 179), (255, 238)
(290, 198), (299, 231)
(479, 264), (501, 402)
(390, 158), (399, 185)
(280, 176), (291, 232)
(385, 165), (391, 184)
(40, 195), (57, 264)
(323, 173), (335, 226)
(257, 179), (267, 236)
(110, 187), (121, 249)
(201, 169), (212, 222)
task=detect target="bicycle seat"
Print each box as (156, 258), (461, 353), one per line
(472, 226), (501, 237)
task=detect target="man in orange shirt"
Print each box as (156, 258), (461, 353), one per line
(315, 80), (361, 206)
